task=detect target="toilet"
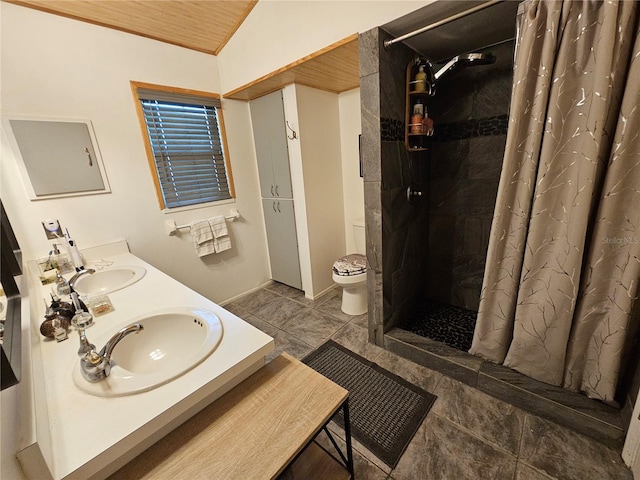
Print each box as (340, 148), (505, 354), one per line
(332, 219), (368, 315)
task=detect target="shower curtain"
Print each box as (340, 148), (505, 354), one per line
(470, 0), (640, 403)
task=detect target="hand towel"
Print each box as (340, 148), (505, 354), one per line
(190, 220), (215, 257)
(214, 236), (232, 253)
(208, 216), (231, 253)
(209, 215), (228, 238)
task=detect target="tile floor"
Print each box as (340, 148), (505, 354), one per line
(225, 282), (633, 480)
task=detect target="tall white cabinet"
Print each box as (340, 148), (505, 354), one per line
(250, 85), (346, 298)
(250, 90), (302, 290)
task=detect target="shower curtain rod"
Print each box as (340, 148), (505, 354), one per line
(384, 0), (504, 49)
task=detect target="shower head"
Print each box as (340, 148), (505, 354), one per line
(459, 52), (496, 65)
(433, 52), (496, 80)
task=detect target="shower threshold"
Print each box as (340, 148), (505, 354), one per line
(384, 326), (629, 451)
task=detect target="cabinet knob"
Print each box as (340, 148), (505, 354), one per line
(271, 185), (274, 196)
(272, 201), (277, 212)
(277, 201), (281, 213)
(275, 185), (279, 197)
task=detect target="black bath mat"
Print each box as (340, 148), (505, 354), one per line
(302, 340), (436, 468)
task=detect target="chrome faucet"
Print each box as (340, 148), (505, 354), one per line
(77, 329), (95, 356)
(79, 323), (144, 383)
(69, 268), (96, 291)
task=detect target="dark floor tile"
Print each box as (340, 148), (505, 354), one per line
(392, 414), (517, 480)
(315, 428), (389, 479)
(519, 415), (633, 480)
(267, 330), (314, 362)
(263, 281), (302, 296)
(280, 309), (347, 348)
(326, 421), (392, 474)
(350, 312), (369, 329)
(515, 462), (556, 480)
(477, 368), (625, 450)
(221, 301), (246, 317)
(241, 314), (279, 338)
(315, 289), (355, 322)
(384, 331), (481, 387)
(252, 296), (314, 329)
(263, 281), (314, 304)
(228, 288), (281, 314)
(431, 376), (525, 455)
(371, 348), (443, 394)
(332, 322), (386, 361)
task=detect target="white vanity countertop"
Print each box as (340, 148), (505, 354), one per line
(27, 244), (274, 479)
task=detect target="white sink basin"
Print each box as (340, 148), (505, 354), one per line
(73, 266), (146, 295)
(73, 307), (223, 397)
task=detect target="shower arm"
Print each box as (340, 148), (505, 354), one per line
(433, 56), (461, 80)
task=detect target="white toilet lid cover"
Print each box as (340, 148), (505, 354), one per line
(333, 254), (367, 276)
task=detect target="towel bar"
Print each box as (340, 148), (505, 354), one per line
(165, 209), (240, 236)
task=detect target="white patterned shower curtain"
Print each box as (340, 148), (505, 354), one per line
(470, 0), (640, 403)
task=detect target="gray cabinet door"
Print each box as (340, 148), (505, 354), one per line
(250, 91), (293, 199)
(9, 120), (105, 196)
(262, 198), (302, 290)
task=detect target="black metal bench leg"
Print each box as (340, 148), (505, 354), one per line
(343, 399), (355, 479)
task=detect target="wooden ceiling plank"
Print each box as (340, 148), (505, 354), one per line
(4, 0), (256, 55)
(224, 34), (359, 101)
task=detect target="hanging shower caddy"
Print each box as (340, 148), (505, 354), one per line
(405, 57), (435, 152)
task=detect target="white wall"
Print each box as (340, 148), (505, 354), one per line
(0, 3), (271, 305)
(338, 88), (365, 253)
(296, 85), (345, 297)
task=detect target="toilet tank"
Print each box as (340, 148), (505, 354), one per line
(353, 218), (366, 254)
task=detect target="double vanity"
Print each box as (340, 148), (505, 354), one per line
(23, 241), (274, 479)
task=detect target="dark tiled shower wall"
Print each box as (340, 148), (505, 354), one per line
(425, 40), (515, 311)
(359, 27), (431, 345)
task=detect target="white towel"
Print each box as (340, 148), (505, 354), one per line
(208, 216), (231, 253)
(208, 215), (228, 238)
(190, 220), (215, 257)
(214, 236), (232, 253)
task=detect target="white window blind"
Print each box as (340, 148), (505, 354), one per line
(138, 90), (231, 209)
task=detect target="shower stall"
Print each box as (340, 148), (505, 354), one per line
(360, 0), (640, 451)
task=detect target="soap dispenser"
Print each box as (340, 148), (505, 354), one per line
(414, 65), (427, 92)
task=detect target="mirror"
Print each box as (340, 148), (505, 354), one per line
(1, 200), (22, 390)
(2, 116), (111, 200)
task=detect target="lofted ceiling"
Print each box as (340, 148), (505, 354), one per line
(4, 0), (258, 56)
(5, 0), (360, 100)
(4, 1), (518, 101)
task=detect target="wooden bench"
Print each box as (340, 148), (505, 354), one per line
(112, 353), (354, 479)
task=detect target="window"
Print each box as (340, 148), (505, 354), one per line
(131, 82), (234, 210)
